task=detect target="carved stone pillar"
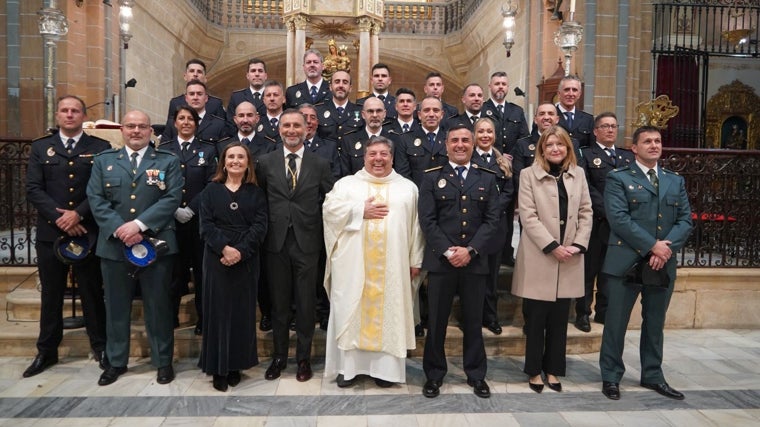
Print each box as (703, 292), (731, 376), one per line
(292, 14), (309, 86)
(357, 17), (373, 97)
(370, 21), (381, 69)
(285, 18), (295, 87)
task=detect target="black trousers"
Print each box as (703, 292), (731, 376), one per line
(482, 250), (502, 325)
(424, 270), (487, 382)
(35, 241), (106, 356)
(576, 219), (610, 321)
(266, 228), (318, 362)
(523, 297), (571, 377)
(171, 218), (204, 327)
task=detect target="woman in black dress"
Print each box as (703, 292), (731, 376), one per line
(198, 142), (268, 391)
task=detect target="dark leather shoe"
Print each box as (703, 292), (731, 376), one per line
(415, 324), (425, 337)
(374, 377), (394, 388)
(259, 315), (272, 332)
(296, 360), (312, 382)
(529, 382), (544, 393)
(602, 381), (620, 400)
(227, 370), (241, 387)
(422, 379), (442, 398)
(467, 379), (491, 398)
(23, 354), (58, 378)
(98, 366), (127, 386)
(574, 314), (591, 333)
(484, 322), (502, 335)
(157, 365), (175, 384)
(547, 381), (562, 392)
(336, 374), (356, 388)
(265, 357), (287, 380)
(213, 374), (228, 392)
(194, 324), (202, 336)
(640, 382), (684, 400)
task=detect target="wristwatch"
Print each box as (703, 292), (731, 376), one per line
(466, 246), (478, 257)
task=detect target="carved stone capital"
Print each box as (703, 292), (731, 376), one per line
(293, 14), (309, 30)
(357, 16), (374, 32)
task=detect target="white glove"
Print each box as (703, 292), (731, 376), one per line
(174, 207), (194, 223)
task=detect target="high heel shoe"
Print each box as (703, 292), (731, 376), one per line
(213, 374), (229, 392)
(545, 374), (562, 392)
(528, 375), (544, 393)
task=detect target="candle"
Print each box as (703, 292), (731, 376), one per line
(570, 0), (576, 13)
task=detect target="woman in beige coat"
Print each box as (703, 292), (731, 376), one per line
(512, 125), (592, 393)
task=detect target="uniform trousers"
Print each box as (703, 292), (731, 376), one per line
(482, 251), (502, 325)
(424, 271), (487, 382)
(576, 219), (610, 321)
(35, 241), (106, 355)
(171, 218), (204, 327)
(101, 256), (175, 368)
(523, 297), (571, 377)
(266, 227), (318, 362)
(600, 274), (674, 384)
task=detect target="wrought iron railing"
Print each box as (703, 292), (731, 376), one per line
(653, 1), (760, 57)
(0, 139), (756, 267)
(185, 0), (483, 35)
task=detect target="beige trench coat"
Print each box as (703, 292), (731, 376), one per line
(511, 163), (593, 301)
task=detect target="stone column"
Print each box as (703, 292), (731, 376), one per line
(285, 18), (295, 87)
(292, 14), (309, 87)
(357, 17), (373, 97)
(370, 21), (381, 68)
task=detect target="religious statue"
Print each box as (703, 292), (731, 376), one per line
(336, 45), (351, 74)
(322, 38), (351, 79)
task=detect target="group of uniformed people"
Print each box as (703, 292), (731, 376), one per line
(24, 52), (691, 402)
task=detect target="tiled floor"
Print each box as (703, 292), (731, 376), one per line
(1, 329), (759, 426)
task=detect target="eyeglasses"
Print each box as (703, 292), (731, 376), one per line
(123, 124), (151, 130)
(597, 124), (619, 130)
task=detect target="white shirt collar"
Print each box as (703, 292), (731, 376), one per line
(60, 132), (84, 145)
(283, 145), (305, 158)
(636, 160), (658, 177)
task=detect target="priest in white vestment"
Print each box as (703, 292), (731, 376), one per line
(323, 135), (425, 387)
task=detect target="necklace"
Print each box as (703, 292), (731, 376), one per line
(226, 182), (241, 210)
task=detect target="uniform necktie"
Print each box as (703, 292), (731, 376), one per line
(604, 147), (616, 165)
(270, 117), (278, 129)
(181, 141), (190, 152)
(305, 139), (312, 149)
(427, 132), (436, 149)
(286, 153), (298, 191)
(402, 123), (410, 133)
(648, 169), (659, 193)
(455, 165), (466, 186)
(471, 115), (478, 124)
(497, 104), (504, 114)
(378, 95), (386, 101)
(482, 152), (490, 163)
(241, 137), (250, 146)
(336, 107), (345, 115)
(565, 111), (574, 129)
(65, 138), (75, 154)
(253, 92), (260, 102)
(310, 86), (318, 102)
(130, 152), (139, 173)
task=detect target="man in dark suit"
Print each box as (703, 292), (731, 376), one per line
(316, 71), (363, 150)
(260, 80), (287, 143)
(164, 59), (225, 135)
(87, 110), (183, 386)
(256, 109), (335, 382)
(393, 96), (449, 187)
(162, 80), (234, 143)
(481, 71), (529, 155)
(158, 106), (218, 335)
(422, 72), (459, 121)
(556, 75), (595, 148)
(24, 95), (110, 377)
(227, 101), (277, 157)
(286, 49), (331, 108)
(418, 124), (501, 399)
(453, 84), (485, 130)
(341, 97), (392, 176)
(226, 58), (268, 123)
(356, 63), (397, 119)
(575, 112), (634, 333)
(599, 126), (692, 401)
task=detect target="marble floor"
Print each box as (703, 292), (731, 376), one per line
(1, 329), (759, 426)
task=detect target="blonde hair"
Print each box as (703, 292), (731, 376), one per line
(534, 125), (577, 172)
(474, 117), (512, 178)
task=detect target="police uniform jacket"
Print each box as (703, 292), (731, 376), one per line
(165, 94), (225, 130)
(579, 144), (635, 220)
(482, 100), (530, 154)
(340, 128), (393, 176)
(418, 163), (501, 274)
(285, 80), (331, 109)
(161, 112), (235, 144)
(316, 100), (364, 146)
(383, 118), (421, 136)
(357, 93), (397, 119)
(556, 106), (595, 148)
(27, 133), (111, 242)
(260, 113), (284, 143)
(226, 88), (266, 123)
(159, 138), (218, 213)
(602, 165), (693, 281)
(224, 132), (278, 157)
(86, 146), (183, 261)
(392, 127), (448, 187)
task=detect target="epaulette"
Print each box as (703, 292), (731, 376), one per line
(154, 147), (177, 155)
(209, 95), (223, 101)
(425, 166), (444, 173)
(343, 128), (360, 136)
(200, 136), (231, 145)
(610, 165), (631, 173)
(472, 163), (497, 174)
(86, 134), (111, 144)
(231, 88), (247, 94)
(32, 133), (54, 142)
(208, 113), (227, 121)
(264, 135), (277, 143)
(662, 168), (678, 176)
(158, 139), (173, 147)
(387, 129), (401, 135)
(95, 147), (121, 156)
